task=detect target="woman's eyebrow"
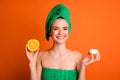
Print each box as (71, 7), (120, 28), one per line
(52, 26), (68, 28)
(52, 26), (59, 28)
(63, 26), (68, 28)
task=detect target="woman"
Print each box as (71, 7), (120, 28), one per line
(25, 4), (100, 80)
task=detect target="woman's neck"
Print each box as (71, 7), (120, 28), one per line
(51, 42), (68, 55)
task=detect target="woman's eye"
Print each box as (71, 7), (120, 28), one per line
(53, 28), (58, 30)
(63, 28), (68, 30)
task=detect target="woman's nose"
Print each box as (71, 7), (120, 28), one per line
(58, 29), (63, 34)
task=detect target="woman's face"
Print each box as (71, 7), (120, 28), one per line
(50, 18), (69, 44)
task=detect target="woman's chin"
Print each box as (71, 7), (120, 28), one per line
(54, 39), (67, 44)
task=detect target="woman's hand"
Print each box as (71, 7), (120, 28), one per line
(25, 45), (39, 63)
(82, 49), (100, 67)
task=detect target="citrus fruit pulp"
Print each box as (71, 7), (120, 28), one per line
(27, 39), (40, 52)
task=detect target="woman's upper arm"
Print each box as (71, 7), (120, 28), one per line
(36, 51), (44, 80)
(76, 52), (83, 73)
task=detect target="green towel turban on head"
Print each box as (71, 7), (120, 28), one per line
(45, 4), (72, 41)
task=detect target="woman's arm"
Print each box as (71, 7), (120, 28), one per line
(36, 51), (43, 80)
(25, 46), (42, 80)
(78, 65), (86, 80)
(29, 62), (38, 80)
(77, 50), (100, 80)
(29, 51), (42, 80)
(76, 53), (86, 80)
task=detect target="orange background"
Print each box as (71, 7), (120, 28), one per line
(0, 0), (120, 80)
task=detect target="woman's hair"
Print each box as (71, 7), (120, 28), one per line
(45, 4), (72, 41)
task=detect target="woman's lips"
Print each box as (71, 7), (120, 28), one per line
(56, 36), (65, 39)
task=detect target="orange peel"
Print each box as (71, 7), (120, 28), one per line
(27, 39), (40, 52)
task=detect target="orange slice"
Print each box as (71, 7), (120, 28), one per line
(27, 39), (40, 52)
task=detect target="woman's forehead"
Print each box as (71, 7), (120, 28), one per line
(52, 26), (68, 28)
(52, 19), (68, 27)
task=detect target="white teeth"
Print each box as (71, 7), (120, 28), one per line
(56, 36), (64, 39)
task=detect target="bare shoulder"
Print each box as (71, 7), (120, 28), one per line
(37, 50), (48, 59)
(70, 51), (83, 60)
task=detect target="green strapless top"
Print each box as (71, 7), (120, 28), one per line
(42, 68), (77, 80)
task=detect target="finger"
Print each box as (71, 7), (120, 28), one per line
(82, 56), (91, 63)
(25, 45), (32, 60)
(91, 59), (97, 63)
(96, 52), (100, 61)
(25, 45), (31, 53)
(86, 59), (97, 65)
(36, 48), (39, 53)
(25, 51), (31, 60)
(82, 56), (89, 61)
(87, 57), (98, 64)
(34, 52), (39, 59)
